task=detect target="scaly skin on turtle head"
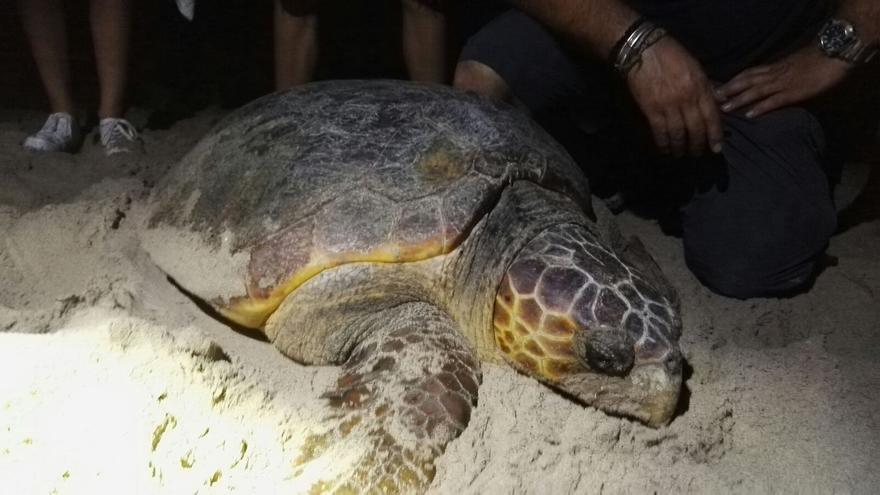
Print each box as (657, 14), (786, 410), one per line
(493, 223), (682, 427)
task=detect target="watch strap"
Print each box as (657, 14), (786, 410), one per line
(839, 38), (879, 64)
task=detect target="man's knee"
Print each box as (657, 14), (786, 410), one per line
(453, 60), (511, 102)
(729, 107), (825, 157)
(684, 205), (836, 299)
(687, 253), (821, 299)
(682, 106), (836, 299)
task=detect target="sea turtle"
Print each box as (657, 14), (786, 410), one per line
(143, 80), (682, 493)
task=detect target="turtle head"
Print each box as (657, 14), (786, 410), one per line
(493, 225), (682, 427)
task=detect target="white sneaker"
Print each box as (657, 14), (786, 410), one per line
(23, 112), (82, 153)
(99, 117), (143, 156)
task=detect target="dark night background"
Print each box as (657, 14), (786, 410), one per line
(0, 0), (445, 125)
(1, 0), (877, 135)
(0, 0), (877, 217)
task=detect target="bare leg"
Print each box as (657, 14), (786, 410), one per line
(90, 0), (132, 119)
(18, 0), (75, 114)
(401, 0), (447, 83)
(453, 60), (512, 101)
(273, 0), (319, 90)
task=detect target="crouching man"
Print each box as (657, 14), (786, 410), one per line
(454, 0), (878, 298)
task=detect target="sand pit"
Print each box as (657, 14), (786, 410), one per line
(1, 109), (877, 494)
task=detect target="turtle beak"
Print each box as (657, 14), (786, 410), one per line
(619, 357), (682, 427)
(565, 321), (683, 427)
(557, 351), (682, 428)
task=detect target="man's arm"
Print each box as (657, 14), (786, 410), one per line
(509, 0), (638, 59)
(839, 0), (880, 43)
(718, 0), (879, 118)
(511, 0), (724, 157)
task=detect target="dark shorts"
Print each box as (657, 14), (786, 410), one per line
(458, 9), (838, 299)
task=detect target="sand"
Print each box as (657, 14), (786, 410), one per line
(0, 108), (877, 494)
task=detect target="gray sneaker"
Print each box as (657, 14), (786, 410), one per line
(23, 112), (82, 153)
(99, 118), (143, 156)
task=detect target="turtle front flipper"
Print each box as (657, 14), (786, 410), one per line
(291, 302), (481, 494)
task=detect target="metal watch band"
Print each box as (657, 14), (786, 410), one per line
(819, 18), (879, 65)
(840, 38), (879, 64)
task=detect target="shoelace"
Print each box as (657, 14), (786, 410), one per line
(36, 113), (71, 141)
(101, 119), (138, 145)
(34, 115), (58, 137)
(53, 114), (73, 141)
(108, 119), (138, 141)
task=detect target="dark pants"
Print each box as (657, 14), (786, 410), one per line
(460, 10), (837, 299)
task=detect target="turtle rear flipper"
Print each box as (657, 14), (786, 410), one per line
(291, 303), (481, 493)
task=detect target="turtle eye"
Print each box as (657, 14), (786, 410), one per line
(577, 325), (635, 376)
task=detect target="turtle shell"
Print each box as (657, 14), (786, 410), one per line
(148, 80), (590, 328)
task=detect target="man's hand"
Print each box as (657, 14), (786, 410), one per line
(626, 36), (724, 157)
(717, 47), (851, 118)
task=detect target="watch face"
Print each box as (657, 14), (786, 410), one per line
(820, 20), (855, 54)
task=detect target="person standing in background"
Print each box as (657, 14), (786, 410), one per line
(274, 0), (449, 90)
(18, 0), (143, 155)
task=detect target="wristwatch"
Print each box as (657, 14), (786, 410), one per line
(818, 18), (878, 65)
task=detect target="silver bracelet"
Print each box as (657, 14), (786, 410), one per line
(614, 21), (668, 76)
